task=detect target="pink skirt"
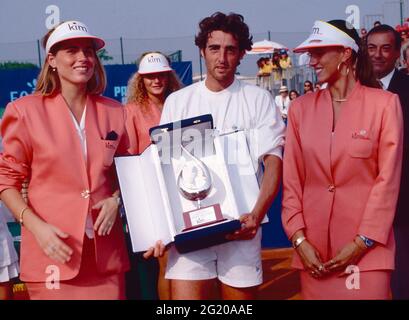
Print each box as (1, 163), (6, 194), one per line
(300, 270), (391, 300)
(25, 236), (125, 300)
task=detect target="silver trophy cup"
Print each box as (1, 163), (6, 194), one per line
(177, 145), (224, 231)
(177, 145), (212, 208)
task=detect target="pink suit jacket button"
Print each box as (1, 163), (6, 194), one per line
(81, 190), (90, 198)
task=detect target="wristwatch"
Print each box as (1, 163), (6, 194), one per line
(358, 235), (375, 248)
(292, 236), (306, 249)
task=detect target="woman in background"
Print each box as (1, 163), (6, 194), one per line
(125, 51), (181, 299)
(289, 90), (300, 101)
(303, 80), (314, 94)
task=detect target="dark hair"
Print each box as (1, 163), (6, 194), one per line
(303, 80), (313, 93)
(327, 19), (380, 88)
(271, 52), (281, 68)
(289, 90), (300, 100)
(367, 24), (402, 50)
(195, 12), (253, 51)
(256, 57), (263, 68)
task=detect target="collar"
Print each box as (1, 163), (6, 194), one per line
(202, 76), (239, 95)
(379, 69), (396, 90)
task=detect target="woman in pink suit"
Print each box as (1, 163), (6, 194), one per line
(0, 21), (129, 299)
(282, 20), (403, 299)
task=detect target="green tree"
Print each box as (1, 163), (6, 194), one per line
(97, 49), (113, 62)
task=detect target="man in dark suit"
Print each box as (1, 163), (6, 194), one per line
(367, 24), (409, 300)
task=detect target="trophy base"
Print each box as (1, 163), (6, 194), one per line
(182, 204), (224, 232)
(175, 219), (241, 253)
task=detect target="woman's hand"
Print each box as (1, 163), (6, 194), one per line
(30, 218), (73, 264)
(143, 240), (166, 259)
(296, 240), (327, 278)
(226, 213), (260, 241)
(323, 239), (368, 274)
(93, 196), (120, 236)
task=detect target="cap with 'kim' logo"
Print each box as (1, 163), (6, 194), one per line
(293, 20), (359, 53)
(46, 20), (105, 54)
(138, 53), (173, 75)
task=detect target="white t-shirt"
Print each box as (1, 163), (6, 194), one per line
(161, 78), (285, 173)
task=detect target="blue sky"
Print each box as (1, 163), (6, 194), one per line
(0, 0), (407, 75)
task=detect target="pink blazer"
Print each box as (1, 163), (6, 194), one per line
(282, 82), (403, 271)
(0, 93), (130, 282)
(124, 102), (161, 155)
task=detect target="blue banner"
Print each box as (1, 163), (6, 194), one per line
(0, 62), (192, 115)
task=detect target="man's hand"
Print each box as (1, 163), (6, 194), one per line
(226, 213), (260, 241)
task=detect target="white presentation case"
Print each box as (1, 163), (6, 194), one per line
(115, 114), (266, 253)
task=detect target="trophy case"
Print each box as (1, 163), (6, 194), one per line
(115, 114), (266, 253)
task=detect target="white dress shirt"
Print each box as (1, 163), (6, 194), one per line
(69, 106), (94, 239)
(379, 69), (395, 90)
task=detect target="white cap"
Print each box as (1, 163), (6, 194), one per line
(293, 20), (359, 53)
(46, 21), (105, 54)
(138, 53), (172, 74)
(279, 85), (288, 93)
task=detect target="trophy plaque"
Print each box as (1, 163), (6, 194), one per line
(177, 145), (224, 231)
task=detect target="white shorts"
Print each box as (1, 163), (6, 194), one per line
(165, 229), (262, 288)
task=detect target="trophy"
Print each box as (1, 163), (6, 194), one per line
(177, 145), (224, 231)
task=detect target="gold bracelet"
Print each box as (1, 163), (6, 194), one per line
(292, 236), (306, 249)
(19, 206), (30, 226)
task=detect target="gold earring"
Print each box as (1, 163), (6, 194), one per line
(337, 62), (350, 76)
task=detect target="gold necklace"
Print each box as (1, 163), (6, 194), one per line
(332, 97), (347, 102)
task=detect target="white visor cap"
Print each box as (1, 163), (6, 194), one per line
(138, 53), (172, 74)
(46, 21), (105, 54)
(293, 20), (359, 53)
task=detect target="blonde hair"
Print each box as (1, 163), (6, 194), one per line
(126, 51), (182, 112)
(35, 22), (106, 96)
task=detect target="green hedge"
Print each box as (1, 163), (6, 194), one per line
(0, 61), (38, 70)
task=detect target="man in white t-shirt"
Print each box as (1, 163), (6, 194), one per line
(145, 12), (285, 300)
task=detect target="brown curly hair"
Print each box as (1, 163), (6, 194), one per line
(195, 12), (253, 51)
(126, 51), (182, 112)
